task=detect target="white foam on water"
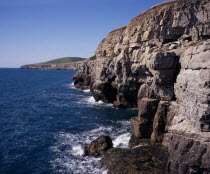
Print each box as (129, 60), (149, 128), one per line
(116, 120), (130, 127)
(90, 126), (113, 134)
(84, 96), (112, 107)
(83, 89), (90, 93)
(66, 83), (91, 94)
(72, 145), (84, 156)
(50, 126), (114, 174)
(86, 96), (95, 103)
(65, 82), (76, 89)
(113, 133), (131, 148)
(64, 84), (113, 108)
(50, 120), (131, 174)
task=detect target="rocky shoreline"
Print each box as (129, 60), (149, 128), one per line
(72, 0), (210, 173)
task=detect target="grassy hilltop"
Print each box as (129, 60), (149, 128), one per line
(30, 57), (86, 66)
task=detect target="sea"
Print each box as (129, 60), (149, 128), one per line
(0, 68), (137, 174)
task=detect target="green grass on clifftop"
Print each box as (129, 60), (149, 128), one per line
(35, 57), (85, 65)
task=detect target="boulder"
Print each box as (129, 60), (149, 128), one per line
(84, 136), (113, 157)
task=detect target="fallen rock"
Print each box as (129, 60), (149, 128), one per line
(84, 136), (113, 157)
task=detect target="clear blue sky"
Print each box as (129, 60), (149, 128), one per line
(0, 0), (166, 68)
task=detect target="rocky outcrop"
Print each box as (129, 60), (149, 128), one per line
(73, 0), (210, 173)
(151, 101), (170, 142)
(72, 60), (96, 89)
(101, 141), (169, 174)
(84, 136), (113, 157)
(131, 98), (159, 138)
(161, 102), (210, 174)
(163, 132), (210, 174)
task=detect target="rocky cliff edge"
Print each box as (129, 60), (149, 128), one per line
(73, 0), (210, 173)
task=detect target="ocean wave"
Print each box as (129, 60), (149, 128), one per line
(51, 120), (131, 173)
(113, 133), (131, 148)
(84, 96), (113, 107)
(51, 130), (110, 174)
(66, 83), (91, 94)
(90, 126), (113, 134)
(116, 120), (130, 126)
(65, 83), (113, 108)
(83, 89), (90, 93)
(65, 82), (76, 90)
(72, 145), (84, 156)
(74, 96), (113, 109)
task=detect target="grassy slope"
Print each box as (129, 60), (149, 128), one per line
(30, 57), (86, 66)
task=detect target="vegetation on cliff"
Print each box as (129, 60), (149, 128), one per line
(25, 57), (85, 66)
(20, 57), (86, 70)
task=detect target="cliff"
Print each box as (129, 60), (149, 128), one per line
(20, 57), (85, 71)
(73, 0), (210, 173)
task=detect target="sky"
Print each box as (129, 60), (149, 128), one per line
(0, 0), (166, 68)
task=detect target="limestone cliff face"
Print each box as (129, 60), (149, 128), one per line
(73, 0), (210, 173)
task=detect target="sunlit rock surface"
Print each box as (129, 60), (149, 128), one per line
(73, 0), (210, 173)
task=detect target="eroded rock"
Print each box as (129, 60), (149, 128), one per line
(84, 136), (113, 157)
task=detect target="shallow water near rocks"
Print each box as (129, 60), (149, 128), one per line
(0, 68), (137, 174)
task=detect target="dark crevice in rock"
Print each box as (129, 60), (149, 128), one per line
(73, 73), (91, 89)
(183, 36), (192, 42)
(201, 35), (210, 40)
(163, 38), (179, 44)
(91, 81), (118, 103)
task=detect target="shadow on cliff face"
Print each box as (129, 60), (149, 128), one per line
(113, 83), (140, 108)
(90, 81), (118, 104)
(72, 73), (91, 89)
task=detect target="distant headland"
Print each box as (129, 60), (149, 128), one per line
(20, 57), (86, 71)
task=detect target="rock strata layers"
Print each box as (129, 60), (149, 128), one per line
(73, 0), (210, 173)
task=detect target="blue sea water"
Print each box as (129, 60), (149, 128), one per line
(0, 68), (137, 174)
